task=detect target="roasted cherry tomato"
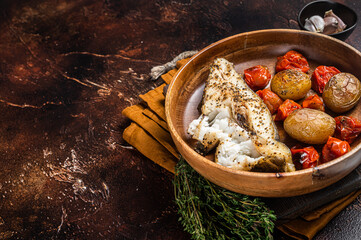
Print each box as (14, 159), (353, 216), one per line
(322, 136), (351, 163)
(291, 146), (319, 170)
(244, 65), (271, 91)
(334, 116), (361, 144)
(256, 89), (283, 114)
(275, 99), (302, 121)
(302, 94), (325, 111)
(311, 66), (341, 93)
(276, 50), (310, 73)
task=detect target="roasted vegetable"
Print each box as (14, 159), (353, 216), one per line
(334, 116), (361, 144)
(271, 69), (311, 100)
(322, 73), (361, 113)
(275, 99), (302, 121)
(302, 94), (325, 112)
(244, 65), (271, 91)
(284, 108), (336, 144)
(291, 146), (319, 170)
(256, 89), (283, 115)
(322, 136), (350, 163)
(276, 50), (310, 73)
(311, 65), (341, 94)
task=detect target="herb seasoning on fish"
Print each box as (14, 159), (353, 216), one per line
(188, 58), (295, 172)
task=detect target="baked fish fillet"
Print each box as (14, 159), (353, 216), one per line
(188, 58), (295, 172)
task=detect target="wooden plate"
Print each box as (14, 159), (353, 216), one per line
(165, 29), (361, 197)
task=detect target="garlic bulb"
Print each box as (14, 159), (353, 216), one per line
(304, 15), (325, 33)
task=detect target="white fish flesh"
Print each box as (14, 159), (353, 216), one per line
(188, 58), (295, 172)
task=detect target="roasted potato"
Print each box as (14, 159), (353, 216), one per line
(284, 108), (336, 144)
(322, 73), (361, 113)
(271, 69), (311, 100)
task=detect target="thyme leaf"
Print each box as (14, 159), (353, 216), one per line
(174, 157), (276, 240)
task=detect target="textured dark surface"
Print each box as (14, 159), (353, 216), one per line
(0, 0), (360, 239)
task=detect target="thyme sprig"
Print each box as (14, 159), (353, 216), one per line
(174, 157), (276, 240)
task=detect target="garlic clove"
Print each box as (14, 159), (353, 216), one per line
(304, 18), (317, 32)
(324, 10), (347, 33)
(304, 15), (325, 33)
(323, 16), (339, 35)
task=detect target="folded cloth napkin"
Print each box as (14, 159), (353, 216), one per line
(122, 58), (361, 240)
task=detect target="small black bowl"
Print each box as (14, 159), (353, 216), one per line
(298, 0), (358, 41)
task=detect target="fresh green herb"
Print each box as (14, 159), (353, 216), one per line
(174, 157), (276, 240)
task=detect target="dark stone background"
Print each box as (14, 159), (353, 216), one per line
(0, 0), (360, 239)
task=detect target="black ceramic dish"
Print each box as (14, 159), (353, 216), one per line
(298, 0), (358, 41)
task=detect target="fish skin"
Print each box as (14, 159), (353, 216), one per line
(189, 58), (295, 172)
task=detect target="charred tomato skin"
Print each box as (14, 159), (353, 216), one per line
(334, 116), (361, 144)
(322, 136), (351, 163)
(276, 50), (310, 73)
(291, 146), (319, 170)
(302, 94), (325, 112)
(244, 65), (271, 91)
(256, 89), (283, 115)
(311, 65), (340, 94)
(275, 99), (301, 121)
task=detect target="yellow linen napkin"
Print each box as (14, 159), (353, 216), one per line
(122, 58), (360, 239)
(123, 122), (178, 173)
